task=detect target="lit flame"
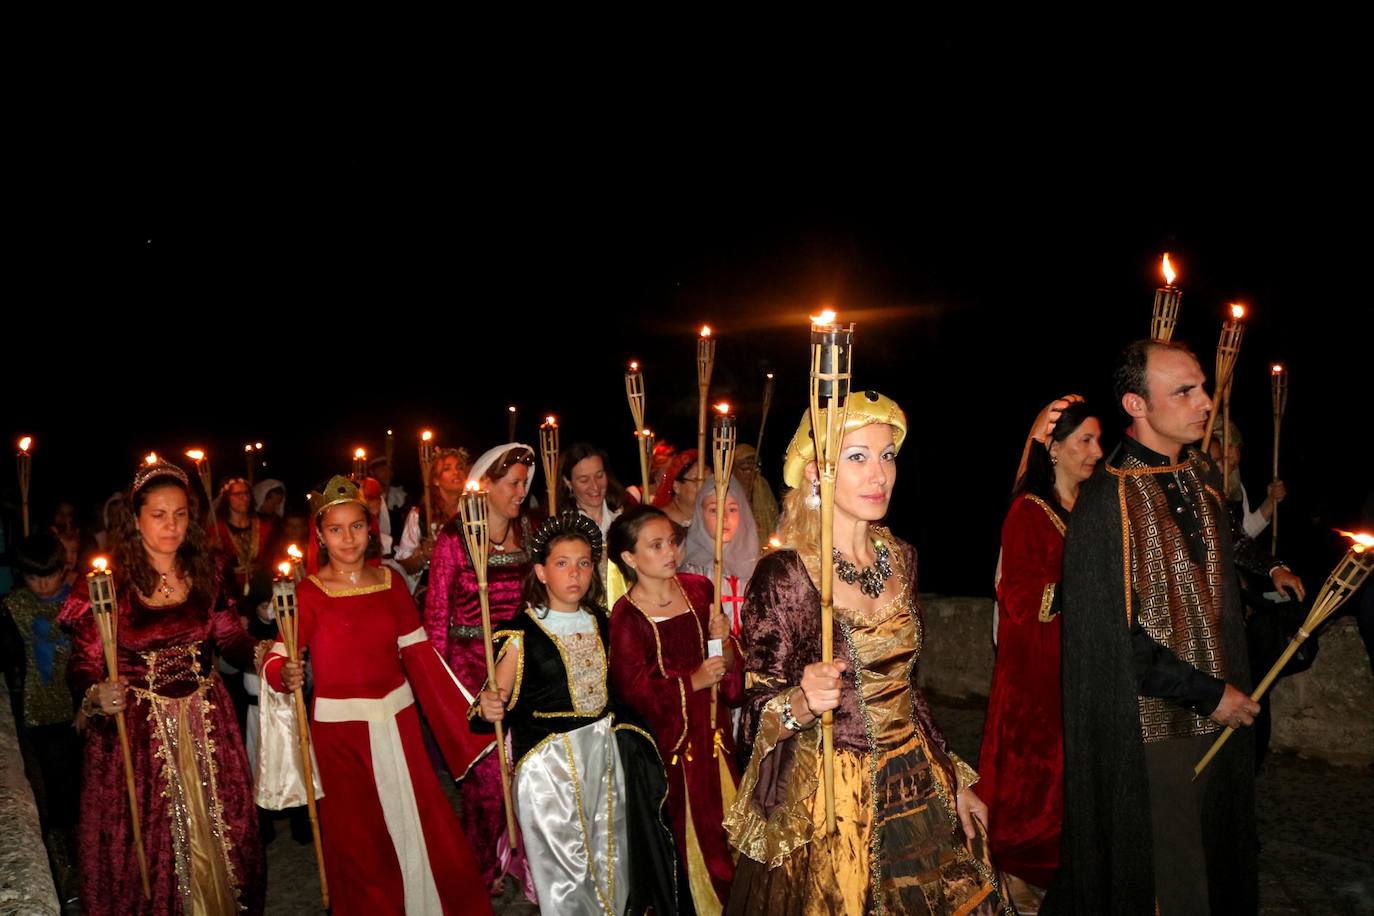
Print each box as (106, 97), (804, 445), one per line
(1162, 253), (1177, 286)
(628, 360), (639, 372)
(386, 429), (393, 436)
(186, 449), (204, 461)
(287, 544), (303, 561)
(421, 430), (433, 442)
(766, 372), (774, 380)
(544, 415), (557, 426)
(354, 448), (366, 460)
(465, 480), (481, 493)
(1337, 530), (1374, 553)
(700, 325), (711, 338)
(255, 442), (263, 450)
(643, 427), (653, 437)
(18, 436), (32, 452)
(145, 452), (159, 465)
(92, 557), (108, 572)
(1272, 364), (1284, 374)
(715, 402), (732, 415)
(277, 562), (292, 577)
(1230, 303), (1246, 320)
(244, 443), (253, 452)
(768, 536), (782, 549)
(811, 309), (837, 326)
(508, 405), (517, 414)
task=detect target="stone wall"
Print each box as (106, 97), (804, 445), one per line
(0, 681), (59, 915)
(917, 594), (1374, 768)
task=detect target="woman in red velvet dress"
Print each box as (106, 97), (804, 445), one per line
(978, 401), (1102, 899)
(423, 443), (537, 893)
(264, 476), (492, 915)
(61, 460), (266, 916)
(609, 504), (742, 914)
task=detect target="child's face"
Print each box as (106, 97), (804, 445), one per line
(24, 571), (66, 599)
(535, 538), (593, 611)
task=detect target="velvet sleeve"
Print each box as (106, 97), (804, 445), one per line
(423, 529), (461, 661)
(735, 551), (811, 753)
(998, 497), (1065, 625)
(610, 601), (689, 758)
(58, 583), (104, 698)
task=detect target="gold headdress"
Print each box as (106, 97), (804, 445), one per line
(130, 459), (190, 498)
(307, 475), (366, 519)
(782, 390), (908, 489)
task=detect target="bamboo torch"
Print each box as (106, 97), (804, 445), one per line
(385, 428), (395, 471)
(458, 482), (519, 852)
(1195, 531), (1374, 778)
(1151, 253), (1182, 341)
(245, 442), (262, 486)
(271, 563), (329, 909)
(1200, 304), (1246, 453)
(754, 372), (776, 461)
(1222, 373), (1236, 496)
(625, 361), (651, 497)
(507, 405), (518, 442)
(539, 416), (560, 515)
(16, 436), (32, 537)
(186, 449), (220, 548)
(419, 430), (436, 536)
(709, 403), (737, 736)
(87, 558), (151, 899)
(1270, 365), (1288, 553)
(352, 447), (368, 482)
(809, 309), (853, 835)
(697, 326), (716, 482)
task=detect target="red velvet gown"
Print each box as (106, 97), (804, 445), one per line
(977, 494), (1067, 888)
(263, 568), (493, 916)
(60, 570), (265, 916)
(422, 517), (532, 889)
(610, 572), (743, 913)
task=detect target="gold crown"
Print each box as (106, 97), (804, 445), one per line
(782, 390), (908, 489)
(307, 475), (365, 519)
(131, 460), (189, 498)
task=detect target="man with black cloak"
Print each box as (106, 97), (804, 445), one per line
(1053, 339), (1261, 915)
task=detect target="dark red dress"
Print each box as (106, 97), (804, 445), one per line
(610, 572), (743, 913)
(977, 494), (1067, 888)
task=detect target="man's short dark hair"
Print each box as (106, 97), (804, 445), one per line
(15, 531), (66, 578)
(1112, 339), (1196, 425)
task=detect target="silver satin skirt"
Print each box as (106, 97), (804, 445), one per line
(515, 717), (628, 915)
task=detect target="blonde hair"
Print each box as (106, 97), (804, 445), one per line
(776, 485), (822, 587)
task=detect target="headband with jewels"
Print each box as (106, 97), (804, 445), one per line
(130, 460), (190, 499)
(529, 511), (604, 565)
(307, 475), (367, 519)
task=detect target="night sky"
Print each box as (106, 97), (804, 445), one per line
(7, 131), (1370, 593)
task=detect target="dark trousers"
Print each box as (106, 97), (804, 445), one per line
(1144, 734), (1213, 916)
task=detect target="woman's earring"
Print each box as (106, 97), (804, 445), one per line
(804, 480), (821, 510)
(1050, 453), (1059, 466)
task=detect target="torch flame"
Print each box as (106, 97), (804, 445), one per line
(186, 449), (204, 461)
(92, 557), (108, 572)
(766, 372), (774, 380)
(278, 562), (292, 577)
(544, 415), (557, 426)
(255, 442), (263, 450)
(18, 436), (32, 452)
(508, 405), (517, 414)
(245, 443), (253, 452)
(700, 325), (711, 338)
(145, 452), (159, 465)
(629, 360), (639, 371)
(1272, 364), (1284, 374)
(1230, 303), (1246, 320)
(715, 402), (732, 415)
(421, 430), (433, 442)
(386, 429), (393, 436)
(643, 427), (653, 436)
(1162, 253), (1177, 286)
(1337, 530), (1374, 553)
(768, 536), (782, 549)
(354, 448), (366, 460)
(287, 544), (303, 560)
(465, 480), (481, 493)
(811, 309), (837, 326)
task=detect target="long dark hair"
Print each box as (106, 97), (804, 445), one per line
(109, 476), (218, 605)
(607, 504), (671, 587)
(557, 443), (628, 514)
(1012, 401), (1100, 512)
(521, 530), (606, 616)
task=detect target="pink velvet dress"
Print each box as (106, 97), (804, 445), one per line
(423, 515), (533, 889)
(61, 568), (265, 916)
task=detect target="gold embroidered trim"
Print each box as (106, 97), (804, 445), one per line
(623, 579), (706, 753)
(525, 607), (607, 715)
(306, 567), (393, 597)
(561, 731), (617, 914)
(1023, 493), (1067, 537)
(1038, 583), (1058, 623)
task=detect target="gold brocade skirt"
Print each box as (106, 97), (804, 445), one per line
(727, 732), (1003, 916)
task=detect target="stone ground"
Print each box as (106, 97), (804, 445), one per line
(261, 698), (1374, 915)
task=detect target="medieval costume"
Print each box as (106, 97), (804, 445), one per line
(724, 392), (1007, 916)
(976, 493), (1067, 889)
(611, 572), (742, 915)
(423, 443), (537, 890)
(213, 514), (276, 599)
(61, 471), (266, 916)
(473, 513), (677, 915)
(732, 444), (780, 545)
(1056, 437), (1257, 915)
(680, 476), (761, 639)
(262, 476), (493, 916)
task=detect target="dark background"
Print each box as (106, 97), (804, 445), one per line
(5, 126), (1371, 593)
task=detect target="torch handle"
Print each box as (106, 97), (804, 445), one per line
(696, 385), (709, 482)
(282, 613), (329, 910)
(1194, 633), (1308, 778)
(478, 581), (519, 853)
(818, 475), (837, 836)
(97, 607), (151, 899)
(1271, 413), (1282, 553)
